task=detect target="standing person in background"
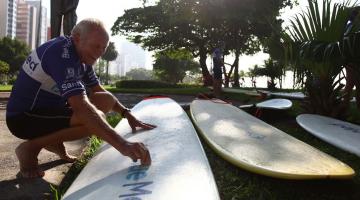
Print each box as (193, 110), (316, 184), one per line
(6, 18), (156, 178)
(212, 43), (225, 98)
(343, 8), (360, 108)
(51, 0), (80, 38)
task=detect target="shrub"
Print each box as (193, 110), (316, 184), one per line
(8, 76), (17, 85)
(115, 80), (178, 89)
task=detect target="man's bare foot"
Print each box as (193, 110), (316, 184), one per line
(15, 142), (44, 178)
(45, 143), (77, 162)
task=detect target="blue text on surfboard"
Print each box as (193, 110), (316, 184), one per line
(330, 123), (360, 133)
(119, 165), (153, 199)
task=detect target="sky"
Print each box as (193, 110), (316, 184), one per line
(42, 0), (152, 69)
(41, 0), (355, 87)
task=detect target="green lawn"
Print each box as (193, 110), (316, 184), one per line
(104, 85), (210, 95)
(0, 85), (12, 91)
(0, 85), (209, 95)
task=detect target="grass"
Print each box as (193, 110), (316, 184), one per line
(105, 85), (210, 95)
(0, 84), (209, 95)
(52, 113), (122, 199)
(0, 85), (12, 91)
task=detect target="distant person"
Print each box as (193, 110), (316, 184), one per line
(51, 0), (80, 38)
(212, 43), (224, 98)
(343, 8), (360, 108)
(252, 79), (257, 88)
(6, 19), (155, 178)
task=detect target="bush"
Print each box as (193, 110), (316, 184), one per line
(115, 80), (178, 89)
(8, 76), (17, 85)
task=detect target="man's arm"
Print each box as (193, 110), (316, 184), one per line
(88, 84), (156, 132)
(67, 94), (151, 165)
(89, 84), (129, 115)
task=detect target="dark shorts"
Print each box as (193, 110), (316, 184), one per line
(213, 66), (222, 80)
(6, 108), (73, 140)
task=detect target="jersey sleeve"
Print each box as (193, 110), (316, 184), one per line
(42, 45), (86, 99)
(82, 65), (100, 88)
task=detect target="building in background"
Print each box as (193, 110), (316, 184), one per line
(16, 0), (30, 43)
(115, 54), (128, 76)
(14, 0), (47, 49)
(111, 42), (147, 76)
(26, 0), (47, 46)
(0, 0), (17, 39)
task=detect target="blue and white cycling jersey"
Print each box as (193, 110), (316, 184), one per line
(6, 36), (99, 117)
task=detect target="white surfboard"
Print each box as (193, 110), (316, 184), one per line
(62, 97), (219, 200)
(222, 88), (260, 96)
(272, 92), (306, 100)
(297, 114), (360, 157)
(239, 98), (292, 110)
(257, 90), (306, 100)
(190, 99), (355, 180)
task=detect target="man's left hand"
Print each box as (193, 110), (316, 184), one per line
(125, 112), (156, 133)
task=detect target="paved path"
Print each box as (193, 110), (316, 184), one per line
(1, 92), (235, 199)
(0, 100), (87, 199)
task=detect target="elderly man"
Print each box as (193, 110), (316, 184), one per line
(6, 19), (155, 178)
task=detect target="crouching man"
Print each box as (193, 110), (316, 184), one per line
(6, 18), (155, 178)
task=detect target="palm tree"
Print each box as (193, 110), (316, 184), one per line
(285, 0), (359, 117)
(101, 42), (118, 85)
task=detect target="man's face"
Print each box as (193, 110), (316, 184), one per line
(75, 29), (109, 65)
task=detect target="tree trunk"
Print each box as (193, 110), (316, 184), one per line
(223, 65), (230, 88)
(199, 47), (212, 86)
(105, 61), (109, 85)
(232, 50), (240, 87)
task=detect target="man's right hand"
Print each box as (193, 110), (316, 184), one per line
(68, 94), (151, 166)
(121, 141), (151, 166)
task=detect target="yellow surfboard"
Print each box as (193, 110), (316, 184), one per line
(190, 99), (355, 180)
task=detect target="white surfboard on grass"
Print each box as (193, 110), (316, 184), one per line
(62, 97), (219, 200)
(222, 88), (260, 96)
(190, 99), (354, 179)
(257, 90), (306, 100)
(239, 98), (292, 110)
(297, 114), (360, 157)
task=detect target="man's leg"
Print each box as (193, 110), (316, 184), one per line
(41, 92), (118, 161)
(343, 67), (355, 103)
(63, 12), (77, 36)
(16, 92), (117, 178)
(16, 126), (89, 178)
(44, 143), (76, 162)
(213, 79), (222, 98)
(50, 0), (63, 38)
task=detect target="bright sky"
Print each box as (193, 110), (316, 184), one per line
(42, 0), (355, 73)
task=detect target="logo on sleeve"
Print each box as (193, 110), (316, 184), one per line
(61, 81), (82, 91)
(62, 47), (70, 59)
(65, 67), (75, 79)
(61, 38), (72, 59)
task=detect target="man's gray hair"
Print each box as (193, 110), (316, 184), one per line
(71, 18), (109, 39)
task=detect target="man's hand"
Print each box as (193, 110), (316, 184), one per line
(125, 112), (156, 133)
(121, 141), (151, 166)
